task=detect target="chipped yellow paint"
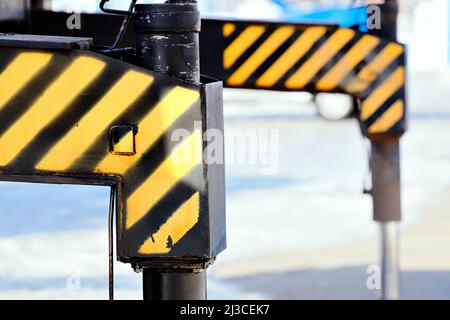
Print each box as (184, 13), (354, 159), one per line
(138, 192), (200, 254)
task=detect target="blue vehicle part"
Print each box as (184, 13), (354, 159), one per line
(271, 0), (368, 32)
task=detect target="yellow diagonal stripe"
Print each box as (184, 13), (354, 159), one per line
(223, 23), (236, 37)
(316, 35), (380, 91)
(95, 86), (199, 174)
(138, 192), (200, 254)
(361, 66), (404, 121)
(35, 70), (154, 172)
(368, 100), (404, 134)
(0, 56), (105, 166)
(227, 26), (295, 86)
(346, 43), (404, 94)
(285, 28), (355, 89)
(224, 25), (266, 69)
(256, 26), (327, 88)
(113, 130), (135, 155)
(126, 130), (203, 229)
(0, 52), (52, 110)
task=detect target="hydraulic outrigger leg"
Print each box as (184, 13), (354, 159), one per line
(369, 0), (402, 300)
(371, 139), (401, 300)
(98, 0), (224, 300)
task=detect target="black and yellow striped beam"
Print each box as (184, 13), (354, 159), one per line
(200, 19), (407, 138)
(0, 47), (225, 263)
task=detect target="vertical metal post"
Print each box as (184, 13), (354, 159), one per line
(380, 222), (400, 299)
(143, 270), (207, 300)
(370, 138), (401, 300)
(131, 0), (205, 300)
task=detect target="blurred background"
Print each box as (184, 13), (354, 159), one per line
(1, 0), (450, 299)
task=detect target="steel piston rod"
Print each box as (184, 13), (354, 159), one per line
(380, 222), (400, 299)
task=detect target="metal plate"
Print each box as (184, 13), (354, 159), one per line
(0, 34), (93, 50)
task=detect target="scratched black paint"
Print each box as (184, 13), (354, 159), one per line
(133, 3), (200, 83)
